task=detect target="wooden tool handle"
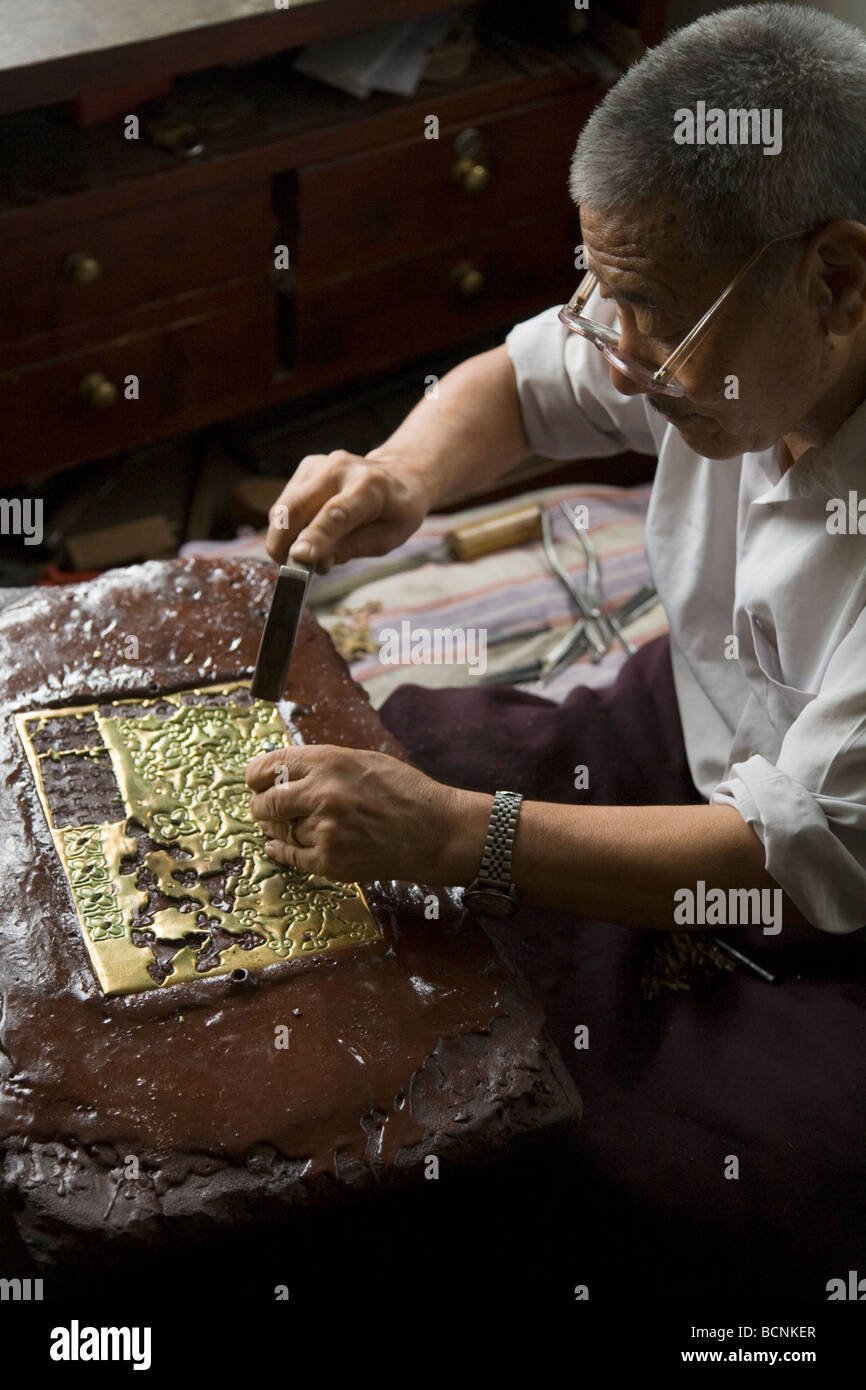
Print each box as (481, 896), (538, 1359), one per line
(447, 503), (543, 562)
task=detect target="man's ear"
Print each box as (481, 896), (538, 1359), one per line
(812, 220), (866, 336)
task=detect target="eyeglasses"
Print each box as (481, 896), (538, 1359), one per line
(559, 228), (811, 398)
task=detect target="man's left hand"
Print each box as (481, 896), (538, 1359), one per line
(245, 744), (489, 884)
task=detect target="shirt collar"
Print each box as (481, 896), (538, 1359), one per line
(754, 391), (866, 503)
(807, 391), (866, 498)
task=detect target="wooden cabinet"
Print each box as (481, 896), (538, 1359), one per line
(289, 209), (579, 386)
(282, 84), (599, 391)
(290, 90), (598, 278)
(2, 292), (275, 474)
(0, 1), (667, 482)
(0, 183), (273, 347)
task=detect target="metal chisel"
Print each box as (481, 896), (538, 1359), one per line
(250, 561), (313, 702)
(308, 503), (543, 608)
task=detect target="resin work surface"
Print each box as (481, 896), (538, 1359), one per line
(15, 680), (381, 996)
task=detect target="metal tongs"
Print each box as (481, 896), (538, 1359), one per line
(561, 500), (638, 658)
(539, 501), (641, 685)
(482, 500), (659, 686)
(539, 505), (608, 668)
(480, 581), (659, 685)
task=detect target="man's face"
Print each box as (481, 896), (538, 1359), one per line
(579, 203), (829, 459)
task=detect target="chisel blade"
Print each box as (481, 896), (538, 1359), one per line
(250, 562), (312, 703)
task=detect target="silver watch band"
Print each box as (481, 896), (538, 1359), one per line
(476, 790), (523, 887)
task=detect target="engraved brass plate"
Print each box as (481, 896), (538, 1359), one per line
(15, 682), (381, 996)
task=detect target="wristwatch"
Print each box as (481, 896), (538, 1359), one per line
(462, 790), (523, 917)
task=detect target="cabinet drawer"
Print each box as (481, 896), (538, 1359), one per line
(291, 89), (597, 280)
(0, 181), (274, 347)
(0, 291), (275, 479)
(287, 209), (576, 386)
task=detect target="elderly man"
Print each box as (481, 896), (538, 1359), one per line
(248, 2), (866, 940)
(247, 4), (866, 1296)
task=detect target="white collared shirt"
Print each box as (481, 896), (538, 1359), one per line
(505, 299), (866, 934)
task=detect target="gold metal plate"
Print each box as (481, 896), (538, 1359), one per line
(15, 682), (381, 996)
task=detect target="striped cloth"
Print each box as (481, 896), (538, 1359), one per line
(180, 481), (667, 707)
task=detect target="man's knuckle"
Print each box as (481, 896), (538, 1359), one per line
(319, 817), (340, 848)
(322, 505), (347, 531)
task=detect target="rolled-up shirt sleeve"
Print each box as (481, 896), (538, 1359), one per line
(711, 612), (866, 934)
(505, 299), (659, 461)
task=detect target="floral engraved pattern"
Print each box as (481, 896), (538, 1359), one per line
(16, 683), (381, 996)
(56, 824), (125, 942)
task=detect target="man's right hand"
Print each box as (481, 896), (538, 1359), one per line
(264, 344), (531, 568)
(265, 450), (432, 570)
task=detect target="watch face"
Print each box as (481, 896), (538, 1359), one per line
(463, 888), (516, 918)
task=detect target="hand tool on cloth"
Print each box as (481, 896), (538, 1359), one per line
(710, 936), (779, 984)
(539, 505), (609, 663)
(308, 503), (543, 608)
(480, 584), (659, 686)
(541, 584), (657, 686)
(560, 499), (637, 657)
(537, 502), (636, 686)
(250, 561), (313, 702)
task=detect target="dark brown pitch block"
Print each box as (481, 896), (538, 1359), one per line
(0, 557), (580, 1267)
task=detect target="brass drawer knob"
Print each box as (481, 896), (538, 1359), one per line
(450, 261), (485, 298)
(452, 158), (491, 194)
(78, 372), (119, 409)
(63, 252), (102, 285)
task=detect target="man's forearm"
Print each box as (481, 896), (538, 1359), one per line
(446, 795), (809, 930)
(366, 343), (533, 509)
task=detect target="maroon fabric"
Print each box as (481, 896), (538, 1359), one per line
(380, 629), (702, 807)
(379, 636), (866, 1299)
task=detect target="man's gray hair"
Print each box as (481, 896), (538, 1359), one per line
(569, 3), (866, 291)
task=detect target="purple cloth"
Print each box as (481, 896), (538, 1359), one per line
(379, 635), (866, 1298)
(380, 627), (700, 806)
